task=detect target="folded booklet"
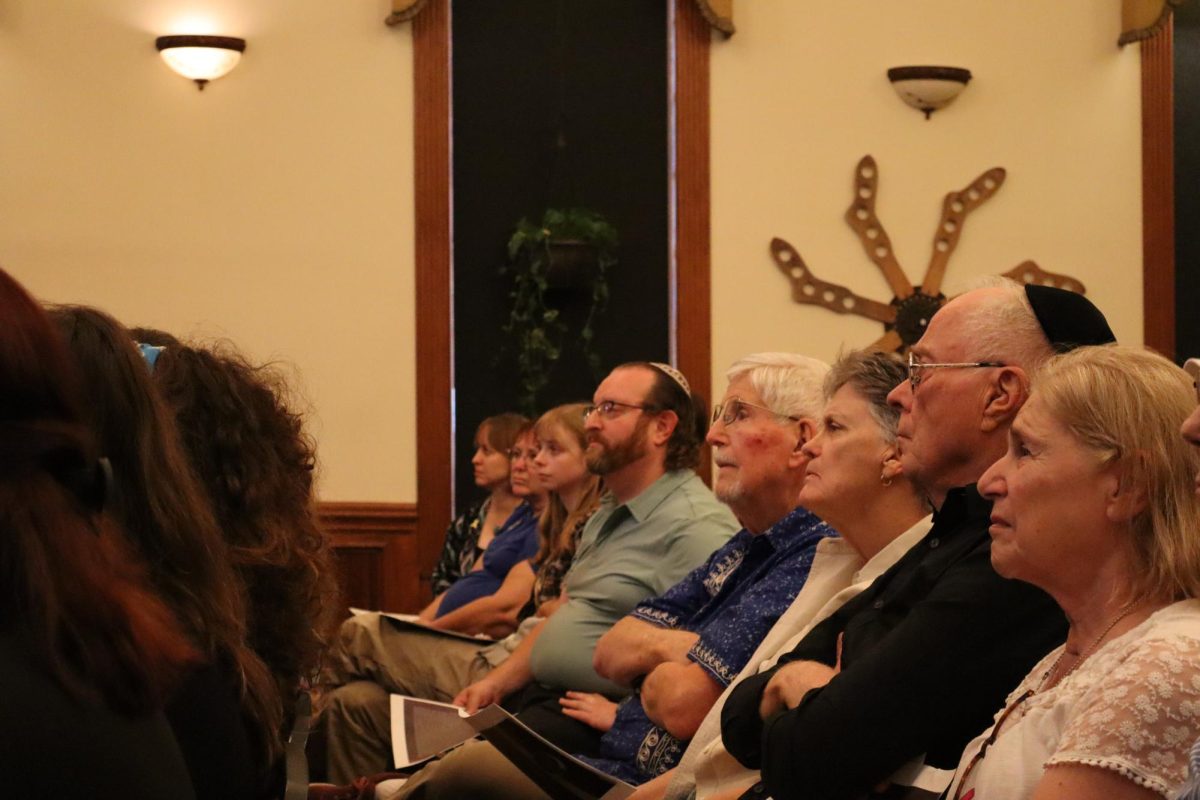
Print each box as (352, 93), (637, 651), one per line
(349, 607), (498, 645)
(388, 695), (633, 800)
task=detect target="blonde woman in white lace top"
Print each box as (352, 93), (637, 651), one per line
(946, 345), (1200, 800)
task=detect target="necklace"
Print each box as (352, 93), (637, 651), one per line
(951, 602), (1141, 800)
(1036, 602), (1137, 693)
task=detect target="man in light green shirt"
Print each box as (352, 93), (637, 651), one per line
(528, 467), (738, 695)
(456, 361), (738, 730)
(381, 362), (736, 798)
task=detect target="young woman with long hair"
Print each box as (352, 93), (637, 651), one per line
(51, 305), (279, 800)
(0, 269), (195, 797)
(320, 404), (600, 783)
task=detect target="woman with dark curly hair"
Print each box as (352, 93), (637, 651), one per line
(0, 269), (195, 797)
(51, 306), (280, 800)
(150, 342), (340, 725)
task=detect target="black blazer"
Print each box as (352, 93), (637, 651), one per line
(721, 485), (1068, 800)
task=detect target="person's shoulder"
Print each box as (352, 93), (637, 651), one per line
(661, 471), (737, 519)
(1131, 599), (1200, 646)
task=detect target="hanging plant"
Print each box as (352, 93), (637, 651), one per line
(500, 207), (617, 416)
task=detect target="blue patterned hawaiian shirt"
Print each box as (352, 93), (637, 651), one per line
(577, 505), (835, 784)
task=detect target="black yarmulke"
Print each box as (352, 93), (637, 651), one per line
(1024, 284), (1116, 353)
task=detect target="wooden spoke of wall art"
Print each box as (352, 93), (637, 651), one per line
(772, 155), (1087, 353)
(1001, 260), (1088, 294)
(921, 166), (1007, 296)
(844, 156), (914, 299)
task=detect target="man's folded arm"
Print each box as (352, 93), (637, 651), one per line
(724, 547), (1063, 800)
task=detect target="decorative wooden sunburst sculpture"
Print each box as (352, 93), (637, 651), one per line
(770, 155), (1087, 352)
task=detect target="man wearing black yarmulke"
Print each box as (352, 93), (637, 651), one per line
(716, 278), (1114, 800)
(1023, 283), (1117, 353)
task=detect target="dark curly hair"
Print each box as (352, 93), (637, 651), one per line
(151, 342), (340, 718)
(50, 306), (282, 762)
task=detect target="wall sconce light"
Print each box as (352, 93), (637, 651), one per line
(887, 66), (971, 119)
(155, 35), (246, 91)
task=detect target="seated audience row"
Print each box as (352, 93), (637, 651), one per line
(13, 258), (1200, 800)
(331, 279), (1200, 800)
(321, 403), (602, 782)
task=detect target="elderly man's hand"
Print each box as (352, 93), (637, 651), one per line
(641, 660), (724, 739)
(593, 618), (700, 686)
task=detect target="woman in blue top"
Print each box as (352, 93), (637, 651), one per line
(423, 426), (547, 624)
(428, 403), (602, 637)
(426, 413), (530, 598)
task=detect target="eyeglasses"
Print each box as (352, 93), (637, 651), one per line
(907, 352), (1004, 390)
(951, 689), (1033, 799)
(1185, 358), (1200, 404)
(582, 400), (656, 421)
(711, 398), (800, 427)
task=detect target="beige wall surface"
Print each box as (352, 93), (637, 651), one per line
(0, 1), (416, 502)
(0, 1), (1145, 501)
(709, 1), (1142, 387)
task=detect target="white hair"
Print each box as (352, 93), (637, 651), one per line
(725, 352), (830, 421)
(953, 276), (1053, 370)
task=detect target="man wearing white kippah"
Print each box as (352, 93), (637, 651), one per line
(324, 361), (738, 791)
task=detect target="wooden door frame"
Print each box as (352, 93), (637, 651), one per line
(1142, 21), (1175, 357)
(411, 0), (713, 599)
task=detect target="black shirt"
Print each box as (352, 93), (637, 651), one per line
(721, 485), (1068, 800)
(0, 633), (195, 799)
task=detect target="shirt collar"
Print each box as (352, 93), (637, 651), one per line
(602, 469), (696, 524)
(497, 500), (535, 533)
(931, 483), (992, 531)
(760, 504), (827, 550)
(853, 514), (933, 584)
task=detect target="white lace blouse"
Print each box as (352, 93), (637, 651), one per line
(947, 600), (1200, 800)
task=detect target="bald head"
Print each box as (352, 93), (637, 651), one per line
(887, 283), (1048, 508)
(951, 281), (1054, 371)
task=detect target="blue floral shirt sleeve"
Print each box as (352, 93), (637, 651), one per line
(578, 505), (835, 785)
(687, 531), (821, 685)
(629, 531), (753, 630)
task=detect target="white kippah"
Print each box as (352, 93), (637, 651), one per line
(649, 362), (691, 397)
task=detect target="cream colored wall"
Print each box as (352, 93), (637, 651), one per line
(709, 1), (1143, 387)
(0, 1), (1146, 501)
(0, 0), (416, 502)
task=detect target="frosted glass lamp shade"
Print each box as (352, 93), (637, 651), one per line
(156, 35), (245, 90)
(887, 66), (971, 119)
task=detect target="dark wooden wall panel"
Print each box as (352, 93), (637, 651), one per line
(412, 0), (453, 604)
(1143, 22), (1175, 357)
(320, 502), (420, 614)
(675, 0), (713, 484)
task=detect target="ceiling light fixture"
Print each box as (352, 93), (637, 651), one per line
(155, 35), (246, 91)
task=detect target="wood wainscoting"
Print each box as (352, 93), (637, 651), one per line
(319, 502), (421, 615)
